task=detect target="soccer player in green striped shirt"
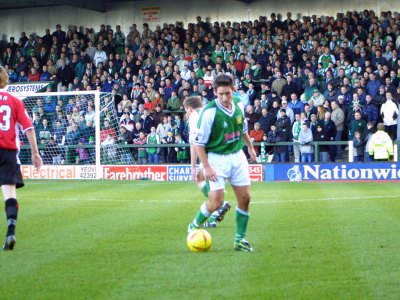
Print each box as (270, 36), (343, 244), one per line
(187, 74), (257, 252)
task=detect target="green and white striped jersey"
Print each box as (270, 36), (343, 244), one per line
(194, 96), (247, 154)
(188, 108), (201, 144)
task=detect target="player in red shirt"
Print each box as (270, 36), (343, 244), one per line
(0, 66), (42, 250)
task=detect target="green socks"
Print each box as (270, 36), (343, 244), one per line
(235, 207), (249, 241)
(192, 202), (211, 227)
(208, 214), (217, 223)
(208, 200), (228, 223)
(199, 180), (210, 198)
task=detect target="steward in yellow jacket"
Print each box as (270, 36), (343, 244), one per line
(369, 123), (394, 160)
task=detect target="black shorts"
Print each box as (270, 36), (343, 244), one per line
(0, 149), (24, 188)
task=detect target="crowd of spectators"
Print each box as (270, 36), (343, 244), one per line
(5, 9), (400, 164)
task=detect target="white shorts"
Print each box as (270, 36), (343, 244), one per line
(206, 150), (250, 191)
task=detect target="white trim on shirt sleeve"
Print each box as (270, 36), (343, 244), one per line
(193, 107), (216, 146)
(22, 125), (34, 133)
(188, 110), (199, 144)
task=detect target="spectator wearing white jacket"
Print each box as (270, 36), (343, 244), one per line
(299, 122), (314, 162)
(380, 92), (399, 140)
(93, 44), (108, 68)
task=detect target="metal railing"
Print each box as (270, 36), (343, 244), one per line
(19, 140), (398, 164)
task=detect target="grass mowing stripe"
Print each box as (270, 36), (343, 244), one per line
(104, 180), (280, 299)
(1, 197), (187, 299)
(109, 185), (274, 299)
(249, 182), (371, 298)
(1, 198), (135, 280)
(17, 181), (192, 299)
(0, 181), (398, 299)
(326, 194), (400, 299)
(100, 184), (215, 299)
(209, 188), (283, 299)
(367, 183), (400, 220)
(18, 195), (400, 203)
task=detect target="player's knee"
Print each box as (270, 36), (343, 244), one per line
(206, 201), (220, 212)
(196, 171), (205, 182)
(243, 194), (250, 205)
(207, 191), (224, 211)
(238, 193), (250, 209)
(196, 179), (205, 188)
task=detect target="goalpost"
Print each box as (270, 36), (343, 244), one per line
(18, 90), (135, 180)
(17, 90), (264, 182)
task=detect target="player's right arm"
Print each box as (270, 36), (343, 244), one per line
(243, 132), (257, 162)
(25, 128), (42, 171)
(188, 111), (200, 181)
(190, 145), (197, 182)
(14, 95), (43, 171)
(194, 144), (217, 182)
(193, 107), (217, 181)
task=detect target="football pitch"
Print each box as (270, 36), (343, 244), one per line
(0, 180), (399, 299)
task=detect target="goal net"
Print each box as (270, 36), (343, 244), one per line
(18, 90), (135, 178)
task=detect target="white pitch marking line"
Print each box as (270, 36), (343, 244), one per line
(28, 195), (398, 203)
(253, 195), (399, 204)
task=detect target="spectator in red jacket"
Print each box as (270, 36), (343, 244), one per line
(28, 67), (40, 82)
(100, 119), (117, 143)
(143, 96), (153, 111)
(249, 122), (265, 155)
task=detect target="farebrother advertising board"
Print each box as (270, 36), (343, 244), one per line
(265, 163), (400, 181)
(22, 164), (263, 181)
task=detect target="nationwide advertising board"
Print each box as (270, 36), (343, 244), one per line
(264, 163), (400, 181)
(21, 164), (263, 181)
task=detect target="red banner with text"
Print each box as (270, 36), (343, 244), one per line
(21, 164), (262, 181)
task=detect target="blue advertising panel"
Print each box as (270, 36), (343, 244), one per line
(167, 165), (192, 181)
(264, 163), (400, 181)
(167, 164), (263, 181)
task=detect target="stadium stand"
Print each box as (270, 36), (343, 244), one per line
(3, 9), (400, 163)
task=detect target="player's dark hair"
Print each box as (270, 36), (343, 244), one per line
(183, 96), (202, 109)
(213, 74), (234, 89)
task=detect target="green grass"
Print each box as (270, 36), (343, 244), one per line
(0, 180), (399, 299)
